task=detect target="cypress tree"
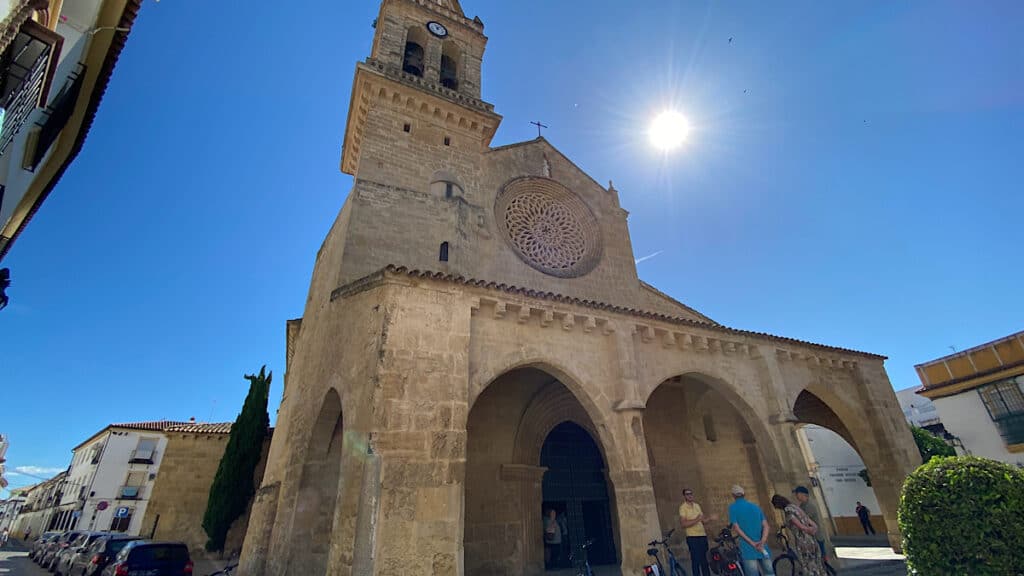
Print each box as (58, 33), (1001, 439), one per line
(202, 366), (271, 552)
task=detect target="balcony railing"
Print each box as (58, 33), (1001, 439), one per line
(994, 413), (1024, 446)
(118, 485), (143, 500)
(129, 449), (156, 464)
(0, 19), (62, 158)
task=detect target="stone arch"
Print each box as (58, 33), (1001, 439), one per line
(465, 366), (621, 576)
(643, 373), (781, 546)
(429, 169), (464, 199)
(286, 388), (345, 575)
(792, 384), (893, 538)
(641, 368), (786, 477)
(440, 40), (461, 89)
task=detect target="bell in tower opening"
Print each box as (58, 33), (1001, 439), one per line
(403, 27), (427, 77)
(440, 41), (460, 90)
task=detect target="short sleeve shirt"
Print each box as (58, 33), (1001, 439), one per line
(800, 500), (824, 542)
(728, 498), (770, 560)
(678, 501), (706, 537)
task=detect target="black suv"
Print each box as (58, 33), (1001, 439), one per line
(99, 541), (192, 576)
(67, 534), (141, 576)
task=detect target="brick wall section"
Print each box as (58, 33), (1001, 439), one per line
(141, 431), (270, 562)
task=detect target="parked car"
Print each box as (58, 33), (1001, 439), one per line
(100, 541), (192, 576)
(39, 531), (86, 569)
(29, 532), (60, 559)
(66, 534), (141, 576)
(54, 532), (111, 575)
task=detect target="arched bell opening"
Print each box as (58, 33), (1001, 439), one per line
(440, 40), (461, 90)
(403, 27), (427, 77)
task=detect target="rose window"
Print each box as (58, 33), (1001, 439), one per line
(495, 177), (602, 278)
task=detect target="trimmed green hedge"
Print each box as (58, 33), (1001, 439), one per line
(899, 456), (1024, 575)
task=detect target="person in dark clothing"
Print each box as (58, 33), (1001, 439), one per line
(855, 502), (875, 535)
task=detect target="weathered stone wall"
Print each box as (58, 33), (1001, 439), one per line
(142, 431), (270, 562)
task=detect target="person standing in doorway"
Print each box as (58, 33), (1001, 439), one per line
(793, 486), (827, 562)
(855, 502), (875, 535)
(543, 508), (566, 569)
(679, 488), (718, 576)
(728, 485), (775, 576)
(0, 528), (8, 548)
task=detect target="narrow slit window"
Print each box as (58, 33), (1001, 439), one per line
(439, 242), (449, 262)
(403, 123), (411, 133)
(444, 136), (451, 146)
(703, 414), (717, 442)
(445, 182), (453, 198)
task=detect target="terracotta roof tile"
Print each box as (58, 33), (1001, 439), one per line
(110, 420), (192, 431)
(165, 422), (233, 434)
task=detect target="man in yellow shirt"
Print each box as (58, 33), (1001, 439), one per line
(679, 488), (717, 576)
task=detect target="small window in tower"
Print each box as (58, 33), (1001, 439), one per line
(403, 123), (411, 133)
(445, 182), (454, 198)
(439, 242), (449, 262)
(443, 136), (451, 146)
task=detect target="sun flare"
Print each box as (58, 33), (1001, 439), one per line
(649, 110), (690, 151)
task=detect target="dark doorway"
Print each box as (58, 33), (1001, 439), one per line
(541, 422), (617, 571)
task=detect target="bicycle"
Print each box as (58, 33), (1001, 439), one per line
(207, 562), (238, 576)
(771, 529), (835, 576)
(708, 527), (744, 576)
(568, 538), (595, 576)
(642, 528), (688, 576)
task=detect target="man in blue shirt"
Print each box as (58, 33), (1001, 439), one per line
(728, 485), (775, 575)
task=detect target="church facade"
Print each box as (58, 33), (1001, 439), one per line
(238, 1), (919, 575)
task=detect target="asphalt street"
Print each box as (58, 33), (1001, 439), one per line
(0, 546), (50, 576)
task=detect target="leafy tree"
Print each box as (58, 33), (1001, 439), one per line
(857, 427), (953, 487)
(899, 456), (1024, 575)
(910, 426), (955, 463)
(203, 366), (271, 552)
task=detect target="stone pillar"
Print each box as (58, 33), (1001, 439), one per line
(368, 429), (465, 576)
(608, 408), (663, 572)
(500, 464), (547, 576)
(238, 482), (280, 576)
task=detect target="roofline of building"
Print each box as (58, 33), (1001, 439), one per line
(917, 359), (1024, 400)
(0, 0), (142, 261)
(331, 265), (887, 360)
(914, 330), (1024, 371)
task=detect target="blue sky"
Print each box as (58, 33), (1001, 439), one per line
(2, 0), (1022, 494)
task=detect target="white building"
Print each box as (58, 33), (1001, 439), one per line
(0, 488), (27, 534)
(797, 389), (950, 536)
(916, 331), (1024, 466)
(51, 420), (189, 536)
(797, 426), (882, 535)
(0, 0), (139, 261)
(9, 470), (66, 538)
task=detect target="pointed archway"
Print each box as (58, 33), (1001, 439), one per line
(643, 374), (780, 551)
(793, 388), (891, 538)
(286, 389), (344, 575)
(465, 367), (621, 576)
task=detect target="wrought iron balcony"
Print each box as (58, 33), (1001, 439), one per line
(0, 19), (62, 158)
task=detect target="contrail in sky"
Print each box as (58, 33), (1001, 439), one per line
(634, 250), (665, 265)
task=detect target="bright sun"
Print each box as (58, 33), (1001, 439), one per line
(649, 110), (690, 151)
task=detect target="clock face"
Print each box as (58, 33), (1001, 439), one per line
(427, 21), (448, 38)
